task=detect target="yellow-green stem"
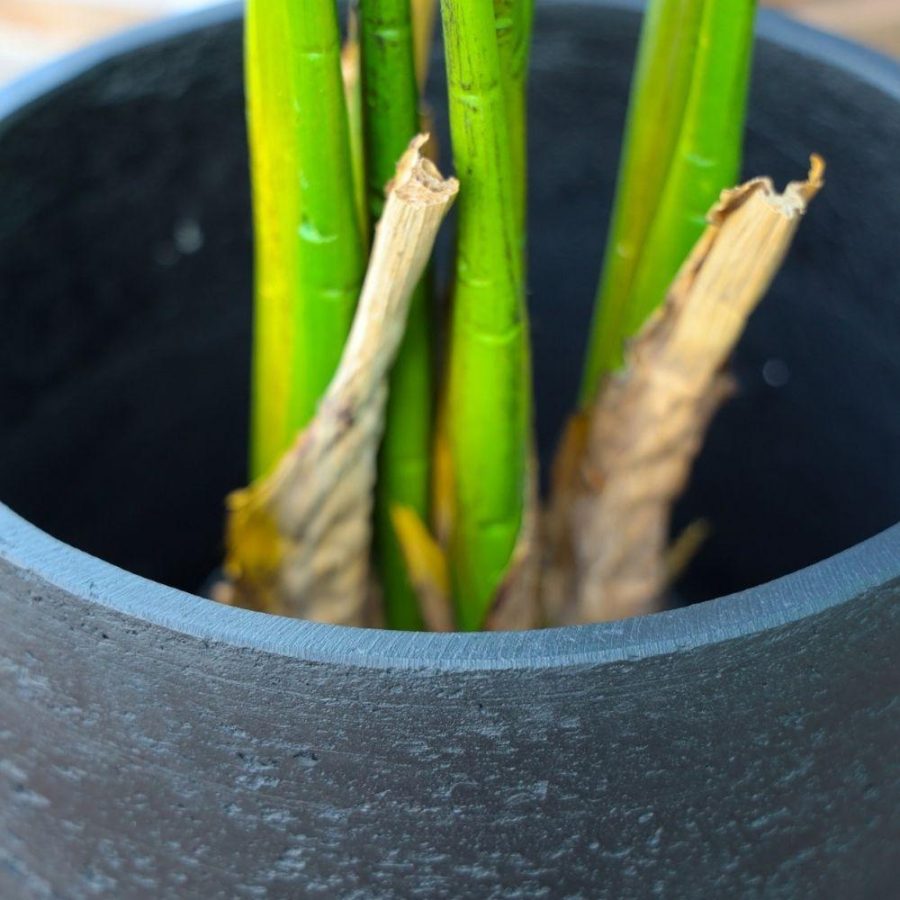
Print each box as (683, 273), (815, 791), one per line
(247, 0), (366, 478)
(579, 0), (756, 404)
(494, 0), (534, 236)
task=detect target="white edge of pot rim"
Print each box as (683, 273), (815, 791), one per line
(0, 0), (898, 673)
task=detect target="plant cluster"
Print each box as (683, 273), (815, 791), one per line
(221, 0), (822, 632)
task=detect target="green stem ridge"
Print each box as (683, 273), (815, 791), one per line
(247, 0), (366, 478)
(579, 0), (757, 404)
(441, 0), (531, 631)
(494, 0), (534, 236)
(360, 0), (432, 629)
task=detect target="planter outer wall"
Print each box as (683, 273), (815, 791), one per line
(1, 2), (899, 897)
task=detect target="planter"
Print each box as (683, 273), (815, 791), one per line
(1, 2), (899, 896)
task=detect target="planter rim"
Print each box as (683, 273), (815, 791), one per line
(1, 0), (898, 672)
(0, 0), (898, 125)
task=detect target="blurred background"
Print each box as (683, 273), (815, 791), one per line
(0, 0), (897, 85)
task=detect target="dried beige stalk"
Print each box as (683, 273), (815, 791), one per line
(550, 157), (825, 625)
(222, 137), (458, 625)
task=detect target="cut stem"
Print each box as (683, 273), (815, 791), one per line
(441, 0), (530, 631)
(579, 0), (757, 404)
(556, 159), (824, 624)
(225, 139), (458, 625)
(247, 0), (366, 478)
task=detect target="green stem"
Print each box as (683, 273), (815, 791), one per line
(360, 0), (432, 630)
(441, 0), (530, 631)
(624, 1), (756, 339)
(360, 0), (420, 223)
(494, 0), (534, 237)
(247, 0), (366, 478)
(579, 0), (756, 404)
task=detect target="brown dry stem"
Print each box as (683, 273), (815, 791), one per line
(549, 156), (825, 625)
(222, 137), (458, 625)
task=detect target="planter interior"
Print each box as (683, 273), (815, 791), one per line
(1, 4), (899, 898)
(0, 1), (899, 609)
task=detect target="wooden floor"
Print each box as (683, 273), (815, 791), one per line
(0, 0), (896, 86)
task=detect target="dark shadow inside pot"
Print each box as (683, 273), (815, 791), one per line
(0, 3), (898, 612)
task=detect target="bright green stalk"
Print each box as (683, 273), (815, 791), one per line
(247, 0), (366, 478)
(442, 0), (530, 631)
(624, 1), (756, 340)
(360, 0), (431, 630)
(579, 0), (705, 403)
(494, 0), (534, 235)
(579, 0), (756, 404)
(360, 0), (420, 223)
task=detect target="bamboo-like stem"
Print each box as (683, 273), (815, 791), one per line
(360, 0), (420, 223)
(360, 0), (433, 630)
(225, 139), (458, 625)
(579, 0), (705, 403)
(441, 0), (530, 631)
(622, 0), (757, 349)
(494, 0), (534, 236)
(579, 0), (757, 404)
(247, 0), (366, 478)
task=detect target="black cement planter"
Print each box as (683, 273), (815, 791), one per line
(1, 2), (899, 896)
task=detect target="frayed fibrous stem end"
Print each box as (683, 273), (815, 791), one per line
(222, 137), (458, 626)
(547, 156), (825, 625)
